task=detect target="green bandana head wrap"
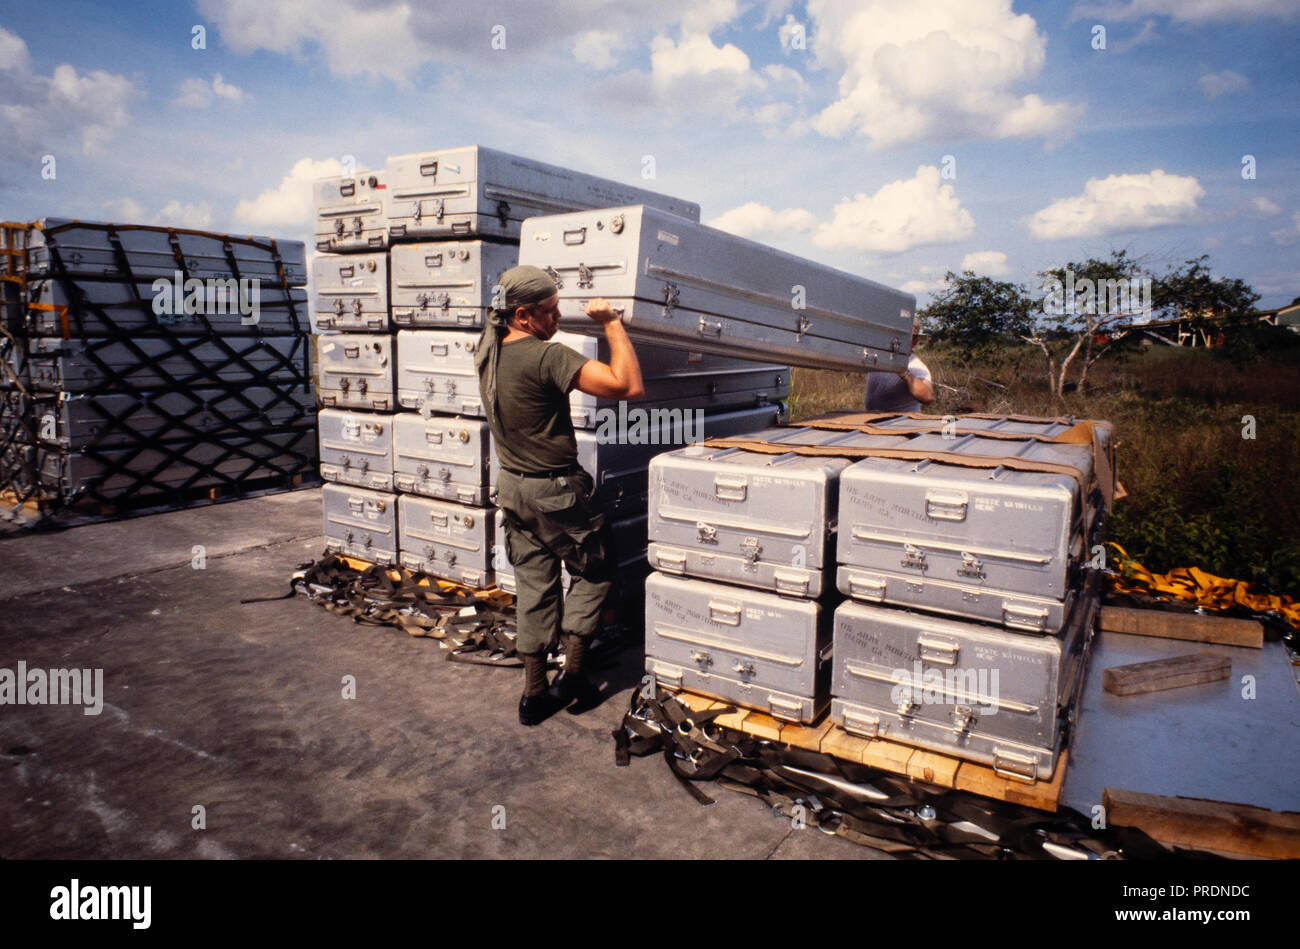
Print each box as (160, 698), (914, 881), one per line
(474, 265), (559, 436)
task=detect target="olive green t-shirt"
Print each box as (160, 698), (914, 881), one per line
(488, 335), (590, 473)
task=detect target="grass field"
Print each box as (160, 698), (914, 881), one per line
(788, 341), (1300, 597)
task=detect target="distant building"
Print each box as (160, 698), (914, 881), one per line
(1257, 296), (1300, 333)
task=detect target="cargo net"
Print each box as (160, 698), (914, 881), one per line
(254, 554), (636, 667)
(613, 688), (1219, 861)
(0, 221), (318, 524)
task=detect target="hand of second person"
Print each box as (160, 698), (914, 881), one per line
(585, 297), (619, 324)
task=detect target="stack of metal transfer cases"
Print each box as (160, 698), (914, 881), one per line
(1, 219), (314, 518)
(315, 144), (788, 594)
(643, 413), (1113, 782)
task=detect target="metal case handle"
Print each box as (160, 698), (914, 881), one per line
(713, 476), (747, 501)
(925, 490), (968, 521)
(917, 633), (960, 666)
(1002, 602), (1050, 632)
(707, 600), (742, 626)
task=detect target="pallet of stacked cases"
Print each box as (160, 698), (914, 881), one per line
(646, 425), (852, 598)
(313, 171), (388, 253)
(830, 414), (1113, 633)
(27, 219), (308, 285)
(644, 571), (832, 724)
(398, 494), (497, 587)
(311, 252), (389, 332)
(517, 204), (915, 372)
(389, 240), (519, 329)
(829, 577), (1101, 782)
(322, 482), (399, 565)
(383, 145), (700, 243)
(316, 333), (393, 410)
(317, 408), (394, 491)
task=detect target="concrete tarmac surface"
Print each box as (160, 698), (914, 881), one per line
(0, 488), (887, 859)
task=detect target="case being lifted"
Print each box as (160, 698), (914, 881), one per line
(383, 145), (700, 242)
(829, 585), (1100, 782)
(28, 219), (307, 285)
(645, 571), (832, 724)
(311, 252), (389, 332)
(313, 172), (389, 254)
(517, 205), (915, 372)
(398, 494), (496, 588)
(317, 408), (394, 492)
(389, 240), (519, 328)
(322, 483), (399, 566)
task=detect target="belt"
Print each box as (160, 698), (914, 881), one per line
(500, 463), (581, 479)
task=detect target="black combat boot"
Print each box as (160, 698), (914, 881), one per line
(550, 632), (600, 714)
(518, 650), (566, 726)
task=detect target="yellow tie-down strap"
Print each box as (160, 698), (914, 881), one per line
(1106, 543), (1300, 630)
(336, 555), (513, 608)
(792, 411), (1120, 511)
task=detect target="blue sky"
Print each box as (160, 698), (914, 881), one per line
(2, 0), (1297, 307)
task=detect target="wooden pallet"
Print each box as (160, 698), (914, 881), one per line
(672, 690), (1070, 813)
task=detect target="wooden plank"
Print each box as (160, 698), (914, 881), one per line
(1101, 606), (1263, 649)
(1103, 653), (1230, 696)
(711, 704), (752, 731)
(1103, 788), (1300, 859)
(741, 711), (784, 742)
(819, 727), (871, 764)
(953, 750), (1068, 813)
(906, 749), (960, 788)
(860, 739), (915, 775)
(674, 691), (717, 714)
(779, 717), (835, 753)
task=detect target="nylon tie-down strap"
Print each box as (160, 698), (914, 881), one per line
(613, 687), (1220, 860)
(243, 554), (525, 666)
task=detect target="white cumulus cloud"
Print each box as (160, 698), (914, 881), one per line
(1253, 197), (1281, 216)
(0, 29), (141, 159)
(1024, 170), (1204, 240)
(1198, 69), (1248, 99)
(1270, 212), (1300, 247)
(572, 30), (630, 70)
(232, 156), (347, 236)
(960, 251), (1010, 276)
(806, 0), (1080, 148)
(708, 202), (816, 238)
(813, 165), (975, 254)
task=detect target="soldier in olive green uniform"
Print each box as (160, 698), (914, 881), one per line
(475, 266), (643, 725)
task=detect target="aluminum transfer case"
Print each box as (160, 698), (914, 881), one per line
(27, 278), (308, 337)
(311, 252), (389, 332)
(317, 408), (394, 491)
(9, 387), (315, 450)
(383, 145), (700, 242)
(316, 333), (393, 411)
(398, 495), (496, 587)
(645, 571), (832, 724)
(322, 483), (399, 566)
(389, 240), (519, 328)
(517, 205), (915, 373)
(395, 329), (482, 416)
(552, 331), (788, 430)
(27, 336), (309, 393)
(833, 419), (1106, 632)
(28, 219), (307, 286)
(392, 413), (492, 506)
(313, 172), (388, 253)
(646, 426), (854, 599)
(829, 591), (1099, 781)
